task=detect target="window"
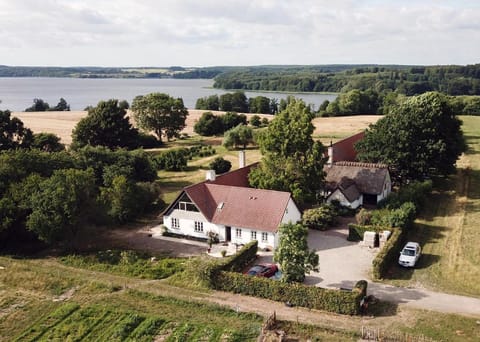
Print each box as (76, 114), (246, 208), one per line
(251, 231), (257, 240)
(171, 218), (179, 229)
(236, 228), (242, 238)
(194, 221), (203, 233)
(179, 202), (199, 212)
(261, 232), (268, 242)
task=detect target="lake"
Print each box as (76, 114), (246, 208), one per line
(0, 78), (336, 111)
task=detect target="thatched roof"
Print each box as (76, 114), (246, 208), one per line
(325, 162), (389, 195)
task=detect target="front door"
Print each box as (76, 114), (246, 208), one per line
(225, 226), (231, 242)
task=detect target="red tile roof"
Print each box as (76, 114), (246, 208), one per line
(165, 162), (292, 233)
(327, 131), (365, 163)
(186, 184), (292, 232)
(210, 163), (258, 187)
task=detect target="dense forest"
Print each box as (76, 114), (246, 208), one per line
(213, 64), (480, 96)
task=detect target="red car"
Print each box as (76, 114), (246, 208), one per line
(245, 263), (278, 278)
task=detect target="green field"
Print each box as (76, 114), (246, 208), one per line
(382, 116), (480, 297)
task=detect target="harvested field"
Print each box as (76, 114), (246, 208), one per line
(13, 109), (380, 146)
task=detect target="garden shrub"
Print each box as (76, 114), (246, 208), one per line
(372, 228), (405, 279)
(302, 203), (337, 230)
(370, 202), (416, 230)
(356, 208), (373, 225)
(154, 148), (188, 171)
(214, 272), (367, 315)
(379, 180), (432, 210)
(209, 157), (232, 174)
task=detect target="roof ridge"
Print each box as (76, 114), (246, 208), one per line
(333, 161), (388, 169)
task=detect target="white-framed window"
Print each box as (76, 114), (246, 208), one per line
(171, 217), (179, 229)
(251, 231), (257, 240)
(236, 228), (242, 238)
(194, 221), (203, 233)
(261, 232), (268, 242)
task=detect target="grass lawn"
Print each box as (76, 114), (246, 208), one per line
(382, 116), (480, 297)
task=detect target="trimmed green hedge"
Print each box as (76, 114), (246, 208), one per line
(347, 224), (387, 241)
(189, 241), (258, 287)
(214, 272), (366, 315)
(372, 228), (405, 280)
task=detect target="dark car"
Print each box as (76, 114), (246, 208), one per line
(245, 263), (278, 278)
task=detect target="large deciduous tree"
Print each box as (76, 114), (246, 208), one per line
(26, 168), (97, 244)
(248, 99), (326, 205)
(274, 223), (319, 283)
(71, 99), (139, 150)
(131, 93), (188, 142)
(0, 110), (33, 150)
(356, 92), (466, 182)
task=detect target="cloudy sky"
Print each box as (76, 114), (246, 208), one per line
(1, 0), (478, 67)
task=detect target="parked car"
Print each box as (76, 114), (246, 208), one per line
(245, 263), (278, 278)
(398, 242), (421, 267)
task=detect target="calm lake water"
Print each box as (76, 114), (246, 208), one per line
(0, 78), (336, 111)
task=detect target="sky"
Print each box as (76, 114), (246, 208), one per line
(0, 0), (479, 67)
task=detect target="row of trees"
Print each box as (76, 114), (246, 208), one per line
(195, 92), (279, 114)
(25, 98), (70, 112)
(193, 111), (247, 136)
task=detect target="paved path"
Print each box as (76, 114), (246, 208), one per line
(306, 227), (480, 317)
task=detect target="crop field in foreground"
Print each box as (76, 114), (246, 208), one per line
(14, 302), (251, 342)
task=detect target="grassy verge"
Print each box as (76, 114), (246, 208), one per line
(60, 250), (186, 280)
(380, 116), (480, 296)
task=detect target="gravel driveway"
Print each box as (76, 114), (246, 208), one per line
(305, 227), (377, 289)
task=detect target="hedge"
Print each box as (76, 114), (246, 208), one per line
(188, 241), (258, 287)
(214, 272), (367, 315)
(347, 224), (388, 241)
(372, 228), (405, 280)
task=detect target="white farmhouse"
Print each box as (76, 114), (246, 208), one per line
(163, 162), (301, 250)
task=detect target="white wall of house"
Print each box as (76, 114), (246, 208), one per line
(164, 210), (218, 240)
(230, 226), (277, 249)
(164, 211), (279, 249)
(377, 172), (392, 202)
(327, 189), (363, 209)
(281, 198), (302, 224)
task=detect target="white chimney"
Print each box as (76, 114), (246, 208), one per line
(239, 150), (246, 168)
(206, 170), (216, 181)
(327, 141), (333, 166)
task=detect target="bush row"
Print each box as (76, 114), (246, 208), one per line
(347, 224), (388, 242)
(372, 228), (405, 280)
(153, 145), (216, 171)
(188, 240), (367, 315)
(214, 272), (366, 315)
(188, 241), (258, 288)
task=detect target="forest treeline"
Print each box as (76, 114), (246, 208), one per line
(213, 64), (480, 96)
(3, 64), (480, 97)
